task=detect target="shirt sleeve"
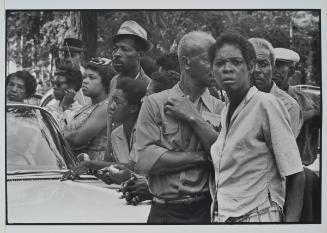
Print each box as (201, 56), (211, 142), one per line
(287, 101), (303, 138)
(289, 87), (315, 112)
(262, 95), (303, 177)
(63, 109), (76, 124)
(45, 104), (63, 123)
(134, 96), (169, 175)
(63, 102), (82, 124)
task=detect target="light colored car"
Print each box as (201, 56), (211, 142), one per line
(6, 103), (150, 224)
(294, 84), (320, 97)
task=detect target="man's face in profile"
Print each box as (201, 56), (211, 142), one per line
(272, 60), (293, 90)
(59, 50), (82, 70)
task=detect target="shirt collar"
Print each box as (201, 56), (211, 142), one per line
(171, 83), (215, 112)
(116, 67), (143, 80)
(242, 86), (258, 104)
(269, 81), (277, 94)
(135, 67), (145, 80)
(54, 100), (61, 107)
(115, 122), (137, 140)
(225, 86), (258, 128)
(135, 72), (141, 80)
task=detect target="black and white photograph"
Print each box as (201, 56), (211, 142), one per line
(2, 0), (325, 232)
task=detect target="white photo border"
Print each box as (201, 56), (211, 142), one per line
(1, 0), (326, 233)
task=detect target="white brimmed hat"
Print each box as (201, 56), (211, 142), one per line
(274, 48), (300, 63)
(109, 20), (153, 52)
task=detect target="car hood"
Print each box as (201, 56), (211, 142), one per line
(7, 178), (150, 223)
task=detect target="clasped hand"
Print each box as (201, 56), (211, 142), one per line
(119, 175), (152, 205)
(97, 164), (132, 185)
(164, 96), (201, 122)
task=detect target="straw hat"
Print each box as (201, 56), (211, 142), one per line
(109, 20), (153, 52)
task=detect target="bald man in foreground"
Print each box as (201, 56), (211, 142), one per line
(135, 31), (224, 223)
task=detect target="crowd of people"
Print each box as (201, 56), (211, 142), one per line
(6, 19), (321, 223)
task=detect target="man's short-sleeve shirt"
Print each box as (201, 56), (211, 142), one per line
(135, 83), (224, 199)
(270, 82), (303, 137)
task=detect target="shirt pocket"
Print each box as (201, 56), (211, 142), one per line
(161, 121), (182, 150)
(162, 121), (179, 135)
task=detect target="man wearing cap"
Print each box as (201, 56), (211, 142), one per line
(59, 38), (92, 106)
(135, 31), (224, 223)
(42, 38), (91, 107)
(273, 47), (321, 165)
(106, 21), (152, 161)
(273, 48), (320, 122)
(108, 20), (152, 94)
(59, 38), (85, 73)
(274, 47), (321, 223)
(249, 38), (303, 137)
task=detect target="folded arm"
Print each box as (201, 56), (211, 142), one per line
(135, 97), (208, 176)
(64, 103), (107, 148)
(165, 97), (219, 152)
(150, 150), (208, 175)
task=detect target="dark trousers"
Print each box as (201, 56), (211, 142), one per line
(300, 167), (321, 223)
(147, 196), (211, 224)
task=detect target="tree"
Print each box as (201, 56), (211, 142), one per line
(59, 11), (97, 65)
(81, 11), (97, 62)
(7, 10), (321, 87)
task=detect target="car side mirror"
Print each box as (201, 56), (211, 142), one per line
(77, 153), (90, 162)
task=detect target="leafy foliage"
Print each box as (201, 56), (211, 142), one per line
(7, 10), (321, 86)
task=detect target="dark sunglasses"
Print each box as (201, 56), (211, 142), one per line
(51, 80), (68, 88)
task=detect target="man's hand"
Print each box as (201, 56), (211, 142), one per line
(61, 89), (76, 111)
(61, 161), (90, 181)
(96, 169), (114, 185)
(120, 176), (152, 205)
(164, 96), (201, 123)
(98, 164), (132, 185)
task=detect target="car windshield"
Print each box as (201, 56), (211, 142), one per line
(6, 106), (69, 172)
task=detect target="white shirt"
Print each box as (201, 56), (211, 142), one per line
(45, 100), (82, 129)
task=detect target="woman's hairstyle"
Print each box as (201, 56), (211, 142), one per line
(54, 65), (83, 91)
(116, 78), (147, 113)
(209, 31), (256, 70)
(150, 70), (180, 93)
(85, 58), (117, 93)
(6, 70), (37, 98)
(155, 52), (180, 73)
(140, 56), (156, 76)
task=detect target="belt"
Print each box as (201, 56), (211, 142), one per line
(152, 193), (210, 205)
